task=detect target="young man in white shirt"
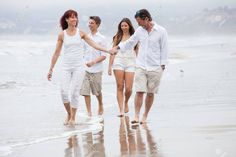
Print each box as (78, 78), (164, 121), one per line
(80, 16), (107, 117)
(112, 9), (168, 124)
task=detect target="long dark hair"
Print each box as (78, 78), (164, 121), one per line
(60, 10), (78, 30)
(113, 18), (135, 47)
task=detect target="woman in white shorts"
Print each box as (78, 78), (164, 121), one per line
(47, 10), (111, 125)
(108, 18), (138, 117)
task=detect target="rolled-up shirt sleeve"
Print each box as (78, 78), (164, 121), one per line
(160, 29), (168, 65)
(118, 27), (141, 52)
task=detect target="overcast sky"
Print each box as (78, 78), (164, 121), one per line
(1, 0), (235, 9)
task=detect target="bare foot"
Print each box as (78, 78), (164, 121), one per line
(117, 114), (124, 117)
(68, 119), (78, 126)
(131, 115), (139, 125)
(88, 112), (92, 117)
(124, 103), (129, 113)
(98, 105), (104, 115)
(141, 122), (148, 129)
(140, 115), (147, 124)
(64, 115), (71, 125)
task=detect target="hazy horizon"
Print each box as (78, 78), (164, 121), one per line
(1, 0), (236, 36)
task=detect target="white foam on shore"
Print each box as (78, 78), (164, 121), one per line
(0, 146), (12, 157)
(0, 122), (103, 156)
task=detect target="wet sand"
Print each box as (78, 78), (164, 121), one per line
(5, 47), (236, 157)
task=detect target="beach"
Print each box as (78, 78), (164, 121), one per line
(0, 35), (236, 157)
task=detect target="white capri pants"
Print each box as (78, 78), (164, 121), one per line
(61, 67), (85, 108)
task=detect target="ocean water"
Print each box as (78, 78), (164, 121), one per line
(0, 35), (236, 156)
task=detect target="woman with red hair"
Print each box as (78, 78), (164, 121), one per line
(47, 10), (110, 125)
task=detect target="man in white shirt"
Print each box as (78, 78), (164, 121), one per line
(80, 16), (107, 117)
(112, 9), (168, 124)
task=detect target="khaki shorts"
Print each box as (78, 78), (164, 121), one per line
(135, 67), (163, 93)
(80, 71), (102, 96)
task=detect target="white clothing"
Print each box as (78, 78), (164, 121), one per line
(118, 22), (168, 71)
(83, 32), (107, 73)
(61, 67), (85, 108)
(60, 28), (85, 108)
(63, 28), (85, 70)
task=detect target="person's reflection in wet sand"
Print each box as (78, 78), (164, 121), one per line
(82, 127), (106, 157)
(141, 123), (158, 156)
(64, 135), (82, 157)
(135, 124), (146, 155)
(119, 116), (158, 156)
(119, 116), (137, 156)
(119, 116), (130, 155)
(125, 116), (137, 155)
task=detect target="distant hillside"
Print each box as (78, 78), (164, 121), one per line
(166, 6), (236, 35)
(0, 6), (235, 35)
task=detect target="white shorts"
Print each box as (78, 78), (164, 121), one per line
(112, 57), (135, 72)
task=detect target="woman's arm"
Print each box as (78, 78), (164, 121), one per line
(108, 54), (115, 75)
(47, 32), (63, 81)
(80, 30), (110, 54)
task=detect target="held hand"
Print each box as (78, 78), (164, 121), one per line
(86, 61), (95, 67)
(47, 69), (53, 81)
(109, 47), (118, 55)
(108, 66), (112, 76)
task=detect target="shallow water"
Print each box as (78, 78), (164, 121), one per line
(0, 35), (236, 157)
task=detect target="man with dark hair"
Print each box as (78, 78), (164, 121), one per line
(134, 9), (152, 21)
(80, 16), (107, 117)
(112, 9), (168, 124)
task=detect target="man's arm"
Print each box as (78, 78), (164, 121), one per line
(86, 37), (107, 67)
(86, 55), (106, 67)
(117, 27), (141, 52)
(160, 29), (168, 69)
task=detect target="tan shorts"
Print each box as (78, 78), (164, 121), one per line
(135, 67), (163, 94)
(80, 71), (102, 96)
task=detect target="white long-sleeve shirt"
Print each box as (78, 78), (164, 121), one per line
(83, 31), (107, 73)
(118, 22), (168, 71)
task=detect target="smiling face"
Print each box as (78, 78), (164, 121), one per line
(121, 21), (129, 34)
(66, 14), (78, 27)
(88, 19), (98, 32)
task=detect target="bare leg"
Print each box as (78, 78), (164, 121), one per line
(141, 93), (154, 123)
(114, 70), (125, 116)
(84, 95), (92, 117)
(64, 102), (71, 125)
(133, 92), (144, 122)
(96, 93), (104, 115)
(124, 72), (134, 113)
(69, 107), (77, 125)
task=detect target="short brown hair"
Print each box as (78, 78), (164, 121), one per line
(89, 16), (101, 26)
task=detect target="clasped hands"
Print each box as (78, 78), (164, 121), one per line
(108, 46), (119, 55)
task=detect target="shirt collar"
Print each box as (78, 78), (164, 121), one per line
(140, 21), (158, 32)
(152, 22), (158, 31)
(90, 31), (100, 37)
